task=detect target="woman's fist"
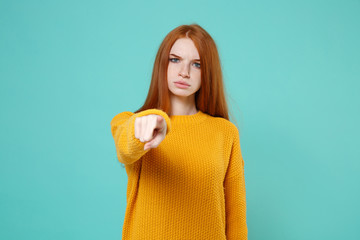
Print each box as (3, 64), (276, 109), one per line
(134, 114), (167, 151)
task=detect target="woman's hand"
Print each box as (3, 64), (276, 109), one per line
(134, 114), (167, 151)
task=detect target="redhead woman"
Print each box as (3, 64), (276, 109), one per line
(110, 24), (248, 239)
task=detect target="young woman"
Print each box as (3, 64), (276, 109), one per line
(110, 24), (248, 240)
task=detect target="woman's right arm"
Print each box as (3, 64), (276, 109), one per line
(110, 109), (172, 165)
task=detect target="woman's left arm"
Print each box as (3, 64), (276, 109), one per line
(224, 126), (248, 240)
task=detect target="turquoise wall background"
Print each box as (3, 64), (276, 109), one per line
(1, 0), (359, 239)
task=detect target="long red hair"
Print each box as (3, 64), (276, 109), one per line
(134, 24), (231, 120)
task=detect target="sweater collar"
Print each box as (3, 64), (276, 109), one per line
(169, 110), (208, 125)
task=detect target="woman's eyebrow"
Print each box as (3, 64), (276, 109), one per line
(169, 53), (200, 61)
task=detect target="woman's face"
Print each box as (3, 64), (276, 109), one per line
(167, 38), (201, 100)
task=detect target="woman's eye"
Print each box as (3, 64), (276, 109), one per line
(194, 62), (201, 68)
(169, 58), (179, 63)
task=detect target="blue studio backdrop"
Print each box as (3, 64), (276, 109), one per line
(0, 0), (359, 239)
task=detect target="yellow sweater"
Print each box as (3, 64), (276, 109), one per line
(110, 109), (248, 240)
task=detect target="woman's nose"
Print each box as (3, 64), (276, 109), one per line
(179, 64), (190, 78)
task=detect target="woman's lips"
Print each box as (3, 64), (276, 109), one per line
(174, 82), (190, 89)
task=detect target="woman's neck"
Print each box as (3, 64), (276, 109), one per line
(170, 95), (198, 116)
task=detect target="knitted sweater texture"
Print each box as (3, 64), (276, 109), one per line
(110, 109), (248, 240)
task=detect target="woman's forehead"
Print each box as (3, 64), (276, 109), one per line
(170, 38), (200, 59)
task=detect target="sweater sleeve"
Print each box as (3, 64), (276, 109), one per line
(224, 126), (248, 239)
(110, 108), (172, 165)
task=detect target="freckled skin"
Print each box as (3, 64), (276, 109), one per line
(167, 38), (201, 100)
